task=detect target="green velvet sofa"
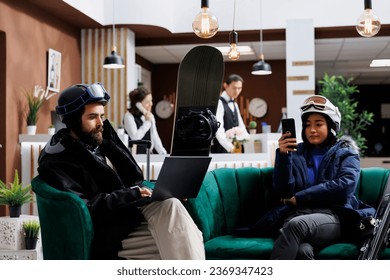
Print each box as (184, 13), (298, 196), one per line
(32, 176), (94, 260)
(31, 176), (155, 260)
(185, 166), (390, 260)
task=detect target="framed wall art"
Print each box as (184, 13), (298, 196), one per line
(47, 48), (61, 92)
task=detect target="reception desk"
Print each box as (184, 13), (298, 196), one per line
(133, 153), (270, 181)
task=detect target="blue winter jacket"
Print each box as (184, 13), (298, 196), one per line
(240, 136), (376, 238)
(273, 136), (375, 218)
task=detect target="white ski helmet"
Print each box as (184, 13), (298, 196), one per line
(300, 95), (341, 135)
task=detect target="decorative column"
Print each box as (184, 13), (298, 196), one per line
(285, 19), (315, 140)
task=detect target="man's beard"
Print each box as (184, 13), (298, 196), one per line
(75, 126), (104, 148)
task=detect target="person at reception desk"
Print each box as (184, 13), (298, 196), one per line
(269, 95), (375, 259)
(211, 74), (249, 153)
(37, 83), (205, 260)
(123, 87), (167, 154)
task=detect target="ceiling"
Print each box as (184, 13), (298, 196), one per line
(25, 0), (390, 85)
(136, 36), (390, 85)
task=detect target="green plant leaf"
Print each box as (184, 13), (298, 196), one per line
(24, 88), (45, 125)
(0, 169), (32, 206)
(318, 74), (374, 154)
(22, 220), (40, 238)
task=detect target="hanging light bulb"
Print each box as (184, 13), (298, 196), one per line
(228, 30), (240, 61)
(252, 0), (272, 75)
(356, 0), (381, 37)
(192, 0), (219, 39)
(227, 0), (240, 61)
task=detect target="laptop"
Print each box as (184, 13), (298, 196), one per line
(131, 156), (212, 206)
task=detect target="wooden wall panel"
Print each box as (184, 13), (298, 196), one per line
(81, 28), (128, 128)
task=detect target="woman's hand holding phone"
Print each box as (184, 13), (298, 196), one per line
(279, 132), (297, 154)
(279, 118), (297, 154)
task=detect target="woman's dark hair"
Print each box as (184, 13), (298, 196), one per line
(301, 112), (337, 148)
(128, 87), (151, 116)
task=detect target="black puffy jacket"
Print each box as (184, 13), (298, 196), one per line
(38, 120), (145, 259)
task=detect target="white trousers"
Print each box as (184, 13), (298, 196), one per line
(118, 198), (205, 260)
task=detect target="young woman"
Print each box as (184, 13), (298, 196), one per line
(123, 87), (167, 154)
(270, 95), (375, 259)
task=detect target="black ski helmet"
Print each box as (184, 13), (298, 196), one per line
(56, 83), (110, 116)
(56, 83), (110, 129)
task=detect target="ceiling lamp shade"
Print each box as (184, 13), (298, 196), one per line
(103, 0), (125, 69)
(252, 0), (271, 75)
(356, 0), (381, 37)
(104, 46), (125, 69)
(252, 54), (272, 75)
(192, 0), (219, 39)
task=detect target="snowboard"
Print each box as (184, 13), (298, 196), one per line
(170, 45), (224, 156)
(359, 177), (390, 260)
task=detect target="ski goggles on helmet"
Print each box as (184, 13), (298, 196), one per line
(56, 83), (110, 116)
(300, 95), (334, 112)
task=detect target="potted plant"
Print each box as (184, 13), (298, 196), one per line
(0, 169), (32, 217)
(248, 121), (257, 134)
(24, 86), (46, 135)
(318, 73), (374, 153)
(22, 220), (40, 249)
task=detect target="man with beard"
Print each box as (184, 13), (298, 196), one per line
(37, 83), (205, 260)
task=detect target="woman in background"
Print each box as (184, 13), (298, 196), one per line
(123, 87), (167, 154)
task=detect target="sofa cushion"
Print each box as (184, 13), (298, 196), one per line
(356, 167), (390, 207)
(317, 244), (390, 260)
(205, 235), (274, 260)
(317, 243), (360, 259)
(186, 167), (277, 242)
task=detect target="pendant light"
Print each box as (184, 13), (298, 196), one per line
(228, 0), (240, 61)
(103, 0), (125, 69)
(251, 0), (272, 75)
(356, 0), (381, 37)
(192, 0), (219, 39)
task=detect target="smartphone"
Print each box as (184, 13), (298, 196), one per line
(282, 118), (296, 139)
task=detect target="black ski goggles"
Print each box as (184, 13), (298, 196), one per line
(56, 83), (110, 116)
